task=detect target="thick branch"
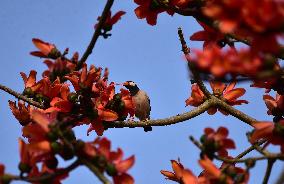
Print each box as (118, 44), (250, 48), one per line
(213, 96), (256, 126)
(0, 83), (45, 109)
(76, 0), (114, 70)
(105, 99), (213, 128)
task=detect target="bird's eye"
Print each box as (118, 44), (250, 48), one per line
(129, 81), (135, 86)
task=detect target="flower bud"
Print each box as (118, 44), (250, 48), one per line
(45, 156), (58, 169)
(51, 142), (62, 153)
(106, 163), (117, 176)
(18, 162), (31, 173)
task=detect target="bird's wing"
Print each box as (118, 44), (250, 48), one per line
(145, 92), (151, 118)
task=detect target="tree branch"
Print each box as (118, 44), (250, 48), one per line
(213, 96), (257, 126)
(76, 0), (114, 70)
(263, 159), (276, 184)
(80, 158), (111, 184)
(0, 83), (45, 109)
(104, 99), (213, 128)
(10, 159), (81, 183)
(178, 27), (212, 97)
(275, 167), (284, 184)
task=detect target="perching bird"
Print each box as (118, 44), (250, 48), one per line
(123, 81), (152, 132)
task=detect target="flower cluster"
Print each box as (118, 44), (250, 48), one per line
(200, 127), (236, 159)
(203, 0), (284, 53)
(188, 45), (272, 79)
(82, 137), (135, 184)
(6, 34), (135, 183)
(134, 0), (191, 25)
(186, 81), (248, 115)
(161, 156), (248, 184)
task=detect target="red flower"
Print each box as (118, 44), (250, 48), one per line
(251, 121), (284, 153)
(30, 38), (61, 59)
(190, 45), (263, 78)
(202, 127), (236, 157)
(190, 21), (225, 48)
(22, 109), (54, 153)
(161, 160), (198, 184)
(20, 70), (42, 93)
(65, 64), (102, 91)
(134, 0), (166, 25)
(209, 81), (248, 115)
(42, 58), (76, 80)
(0, 164), (4, 177)
(83, 137), (135, 184)
(9, 101), (32, 126)
(186, 81), (248, 115)
(263, 93), (284, 117)
(198, 156), (222, 182)
(119, 88), (135, 118)
(96, 11), (126, 31)
(203, 0), (284, 53)
(185, 83), (205, 107)
(45, 84), (73, 113)
(203, 0), (284, 34)
(171, 0), (191, 8)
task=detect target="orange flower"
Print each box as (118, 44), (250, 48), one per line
(186, 81), (248, 115)
(190, 21), (225, 48)
(251, 121), (284, 153)
(30, 38), (61, 59)
(134, 0), (166, 25)
(66, 64), (102, 91)
(113, 173), (134, 184)
(191, 46), (263, 78)
(45, 84), (73, 113)
(22, 109), (54, 152)
(185, 83), (205, 107)
(95, 11), (126, 32)
(202, 127), (236, 158)
(9, 101), (32, 126)
(0, 164), (5, 176)
(199, 156), (222, 179)
(20, 70), (42, 93)
(161, 160), (198, 184)
(263, 93), (284, 117)
(203, 0), (284, 53)
(83, 137), (135, 183)
(42, 58), (76, 81)
(208, 81), (248, 115)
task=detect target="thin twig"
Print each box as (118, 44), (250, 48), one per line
(263, 159), (276, 184)
(0, 83), (45, 109)
(80, 158), (111, 184)
(11, 159), (81, 182)
(76, 0), (114, 70)
(105, 99), (213, 128)
(217, 154), (284, 164)
(177, 27), (212, 97)
(275, 167), (284, 184)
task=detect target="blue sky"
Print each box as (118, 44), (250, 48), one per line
(0, 1), (282, 183)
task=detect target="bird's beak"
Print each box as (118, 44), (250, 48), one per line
(122, 82), (129, 86)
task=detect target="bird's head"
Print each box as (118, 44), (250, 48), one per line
(123, 81), (139, 96)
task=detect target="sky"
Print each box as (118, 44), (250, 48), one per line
(0, 0), (283, 184)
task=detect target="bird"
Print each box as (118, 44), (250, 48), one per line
(123, 81), (152, 132)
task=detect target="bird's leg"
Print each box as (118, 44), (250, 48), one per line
(128, 116), (135, 122)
